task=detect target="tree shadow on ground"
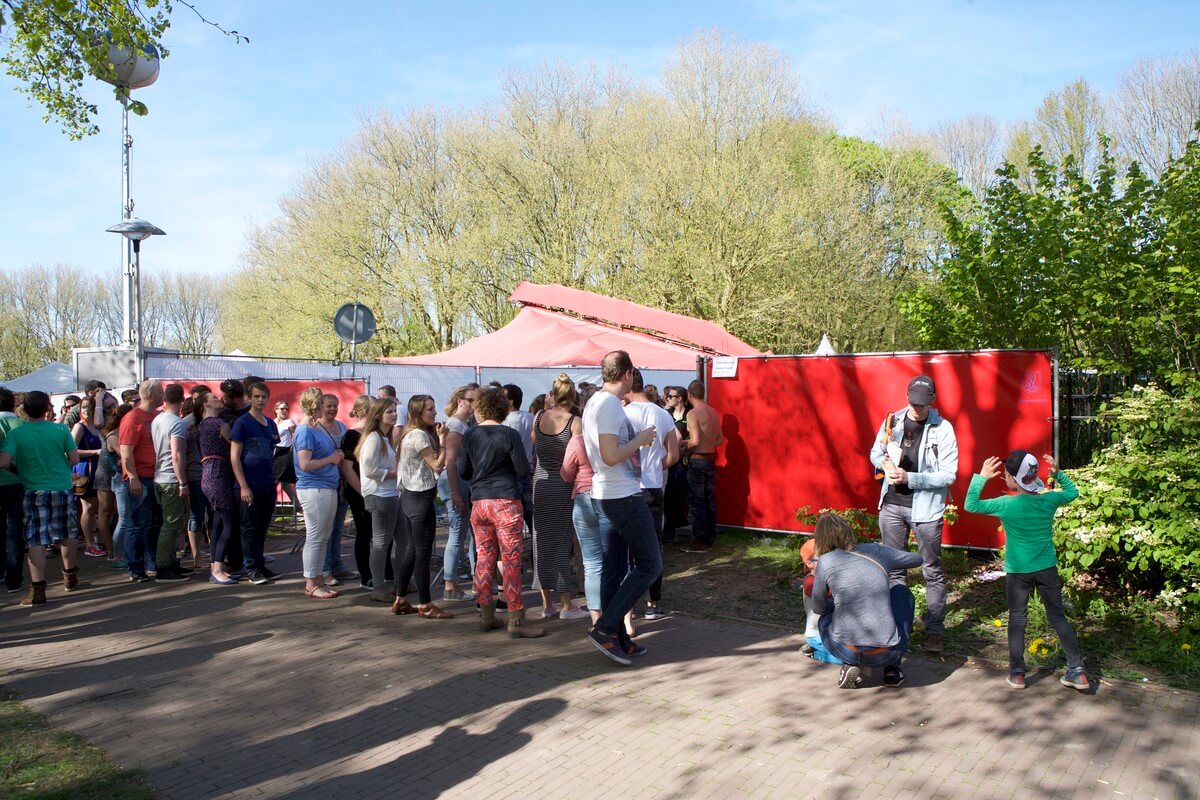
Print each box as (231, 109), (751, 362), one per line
(292, 698), (568, 798)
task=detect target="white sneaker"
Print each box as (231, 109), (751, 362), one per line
(540, 606), (560, 619)
(559, 605), (590, 620)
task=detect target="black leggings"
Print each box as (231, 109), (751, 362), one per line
(397, 488), (436, 604)
(347, 490), (373, 583)
(210, 506), (237, 567)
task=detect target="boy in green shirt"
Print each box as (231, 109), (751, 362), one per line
(965, 450), (1087, 692)
(0, 391), (80, 606)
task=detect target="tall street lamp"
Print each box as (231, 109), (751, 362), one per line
(106, 219), (166, 381)
(98, 42), (160, 353)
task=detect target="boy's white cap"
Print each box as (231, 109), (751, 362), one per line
(1004, 450), (1044, 493)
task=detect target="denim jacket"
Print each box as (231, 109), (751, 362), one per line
(868, 408), (958, 524)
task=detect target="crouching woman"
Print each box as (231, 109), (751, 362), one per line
(811, 513), (922, 689)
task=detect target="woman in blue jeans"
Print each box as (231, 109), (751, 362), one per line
(102, 404), (134, 569)
(440, 385), (478, 600)
(561, 428), (601, 623)
(810, 513), (922, 690)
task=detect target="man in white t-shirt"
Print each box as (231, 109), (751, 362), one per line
(150, 384), (191, 583)
(582, 351), (660, 666)
(624, 369), (680, 620)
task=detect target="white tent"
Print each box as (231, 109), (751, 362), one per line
(3, 362), (76, 393)
(814, 334), (837, 356)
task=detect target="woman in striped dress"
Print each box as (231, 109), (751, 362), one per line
(531, 374), (589, 620)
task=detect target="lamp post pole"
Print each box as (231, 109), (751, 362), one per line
(107, 220), (166, 384)
(120, 92), (136, 351)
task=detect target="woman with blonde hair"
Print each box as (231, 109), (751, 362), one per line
(441, 384), (479, 601)
(294, 386), (345, 599)
(357, 398), (405, 606)
(810, 513), (922, 689)
(396, 394), (450, 618)
(531, 373), (588, 620)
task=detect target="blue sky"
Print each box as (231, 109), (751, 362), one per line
(2, 0), (1197, 281)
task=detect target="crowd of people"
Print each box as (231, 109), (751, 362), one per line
(0, 351), (727, 666)
(0, 358), (1090, 685)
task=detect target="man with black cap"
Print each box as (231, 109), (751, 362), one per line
(868, 374), (958, 654)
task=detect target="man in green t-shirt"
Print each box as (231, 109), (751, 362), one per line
(0, 387), (25, 593)
(0, 391), (80, 606)
(964, 450), (1087, 692)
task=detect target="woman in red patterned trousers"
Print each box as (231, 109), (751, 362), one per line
(458, 388), (544, 639)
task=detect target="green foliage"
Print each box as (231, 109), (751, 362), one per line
(232, 34), (959, 358)
(1, 1), (172, 138)
(2, 1), (244, 139)
(1055, 382), (1200, 609)
(904, 131), (1200, 383)
(795, 505), (880, 541)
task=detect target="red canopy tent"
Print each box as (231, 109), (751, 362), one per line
(382, 282), (762, 369)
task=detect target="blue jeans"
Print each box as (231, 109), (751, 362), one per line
(124, 476), (158, 576)
(572, 492), (602, 610)
(110, 475), (130, 559)
(443, 480), (475, 583)
(324, 499), (350, 574)
(686, 459), (717, 545)
(592, 493), (662, 636)
(187, 479), (207, 534)
(819, 585), (915, 668)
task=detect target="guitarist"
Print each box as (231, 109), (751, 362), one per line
(868, 375), (959, 654)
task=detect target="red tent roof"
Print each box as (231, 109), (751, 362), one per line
(508, 282), (762, 357)
(383, 307), (710, 369)
(381, 283), (761, 369)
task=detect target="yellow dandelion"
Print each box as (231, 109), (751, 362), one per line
(1038, 647), (1051, 656)
(1183, 643), (1193, 651)
(1029, 638), (1045, 653)
(992, 619), (1003, 627)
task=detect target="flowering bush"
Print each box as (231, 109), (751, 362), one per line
(795, 506), (880, 541)
(1055, 382), (1200, 609)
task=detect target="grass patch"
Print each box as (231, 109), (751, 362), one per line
(665, 530), (1200, 691)
(0, 686), (154, 800)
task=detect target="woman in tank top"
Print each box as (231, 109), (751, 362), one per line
(531, 374), (588, 620)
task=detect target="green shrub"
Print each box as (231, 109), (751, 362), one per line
(1055, 382), (1200, 610)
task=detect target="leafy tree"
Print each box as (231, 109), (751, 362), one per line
(1111, 51), (1200, 177)
(903, 133), (1199, 383)
(1, 0), (242, 139)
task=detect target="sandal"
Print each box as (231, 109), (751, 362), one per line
(305, 584), (338, 600)
(391, 598), (418, 615)
(418, 603), (454, 619)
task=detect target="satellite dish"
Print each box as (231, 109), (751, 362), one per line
(100, 42), (161, 90)
(333, 303), (377, 345)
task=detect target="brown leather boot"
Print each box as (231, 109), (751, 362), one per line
(20, 582), (47, 606)
(479, 603), (503, 632)
(507, 607), (546, 639)
(63, 568), (79, 592)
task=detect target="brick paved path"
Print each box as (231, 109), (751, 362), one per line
(2, 541), (1197, 800)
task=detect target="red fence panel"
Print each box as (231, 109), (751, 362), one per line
(173, 380), (366, 427)
(706, 350), (1054, 548)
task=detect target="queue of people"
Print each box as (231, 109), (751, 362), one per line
(0, 355), (712, 668)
